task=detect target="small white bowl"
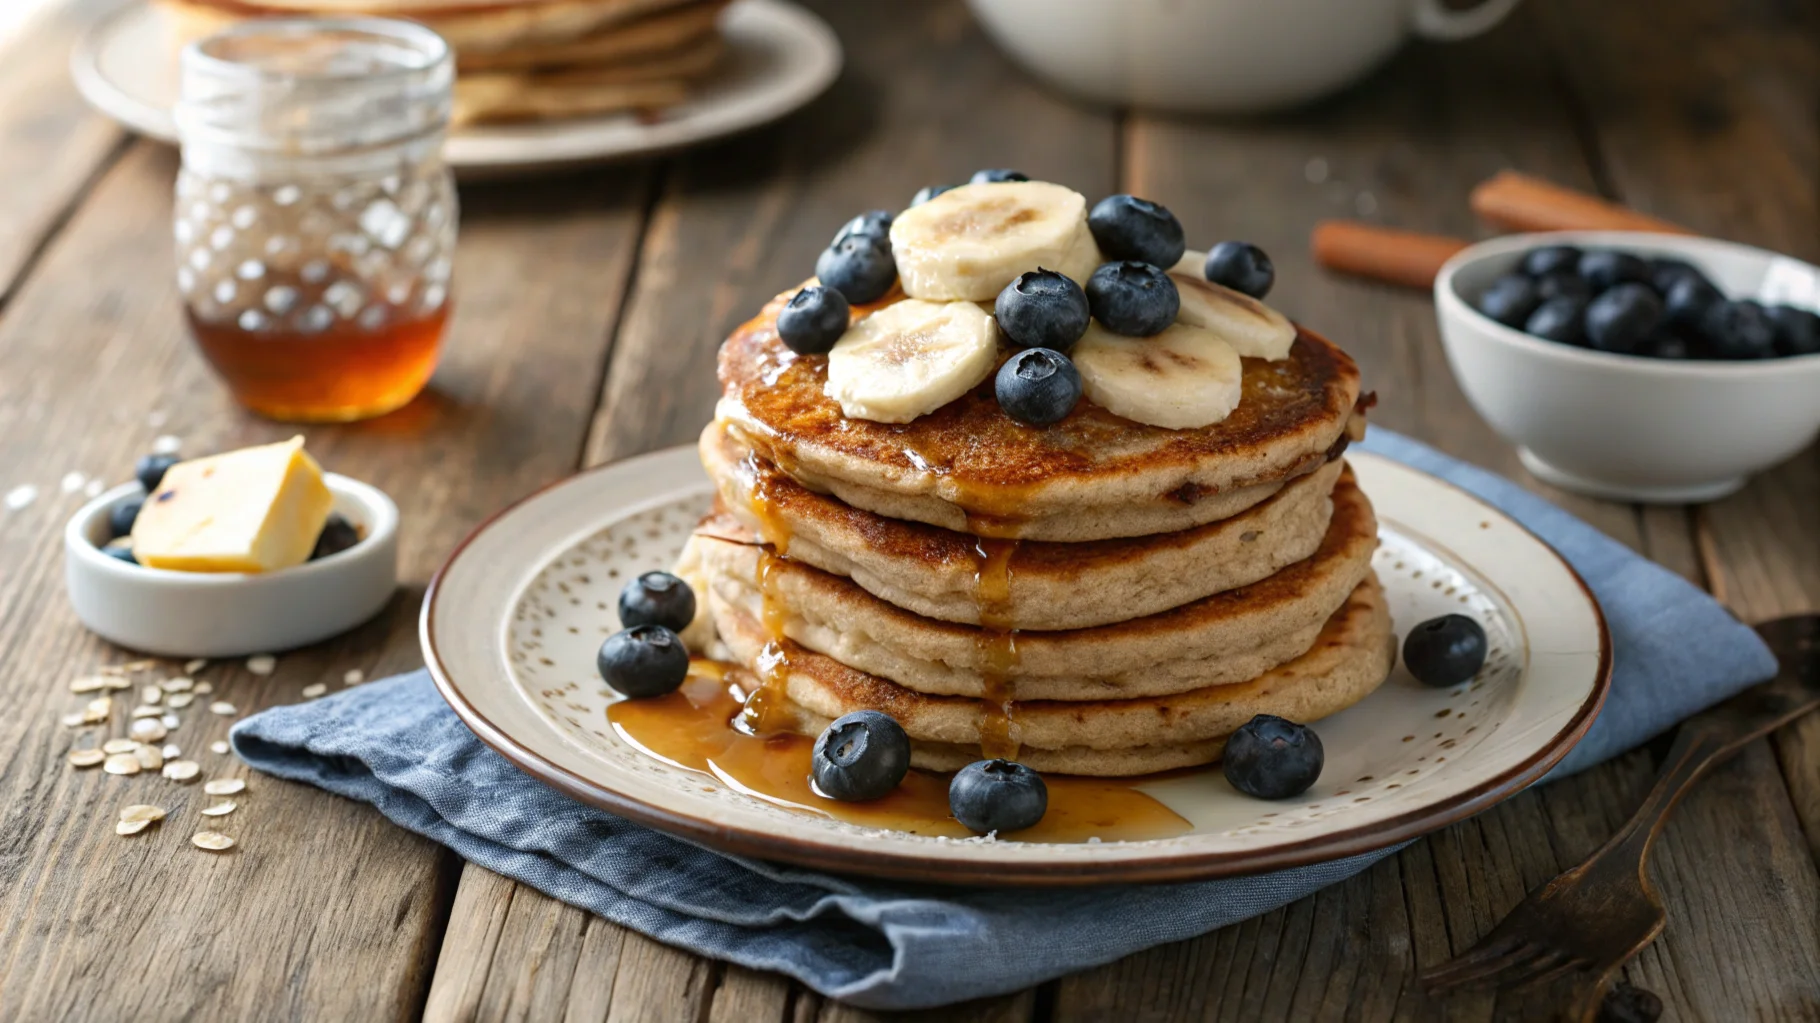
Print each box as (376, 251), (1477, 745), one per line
(64, 474), (399, 657)
(1435, 230), (1820, 503)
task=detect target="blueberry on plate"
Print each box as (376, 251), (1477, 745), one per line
(969, 168), (1029, 184)
(1768, 304), (1820, 357)
(1223, 714), (1323, 800)
(1584, 283), (1662, 354)
(597, 624), (689, 698)
(134, 453), (180, 493)
(1576, 249), (1651, 292)
(1648, 256), (1712, 296)
(777, 285), (851, 355)
(1662, 274), (1722, 332)
(310, 513), (361, 560)
(1402, 614), (1488, 687)
(1475, 273), (1540, 328)
(1534, 272), (1591, 302)
(1519, 245), (1581, 279)
(1702, 299), (1778, 359)
(815, 233), (897, 305)
(812, 711), (911, 801)
(1202, 241), (1275, 299)
(833, 209), (892, 248)
(995, 268), (1090, 351)
(996, 348), (1082, 426)
(949, 759), (1047, 833)
(1523, 295), (1586, 345)
(1086, 261), (1179, 336)
(1087, 195), (1186, 269)
(108, 495), (143, 539)
(909, 184), (955, 207)
(619, 570), (697, 632)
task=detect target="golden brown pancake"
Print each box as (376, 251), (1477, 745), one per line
(691, 466), (1379, 700)
(157, 0), (701, 56)
(455, 0), (725, 71)
(703, 419), (1344, 630)
(713, 574), (1395, 776)
(716, 286), (1366, 541)
(452, 33), (722, 124)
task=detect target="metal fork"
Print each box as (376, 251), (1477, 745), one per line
(1420, 614), (1820, 1019)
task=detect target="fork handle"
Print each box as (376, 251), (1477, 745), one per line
(1598, 725), (1733, 866)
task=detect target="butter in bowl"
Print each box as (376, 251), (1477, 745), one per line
(64, 437), (398, 657)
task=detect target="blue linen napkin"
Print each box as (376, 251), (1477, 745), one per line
(231, 430), (1777, 1010)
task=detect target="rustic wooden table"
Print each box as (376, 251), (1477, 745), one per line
(2, 1), (1816, 1019)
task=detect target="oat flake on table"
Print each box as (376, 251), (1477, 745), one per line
(67, 748), (106, 768)
(102, 738), (137, 755)
(191, 831), (235, 852)
(103, 753), (140, 776)
(343, 669), (365, 686)
(209, 740), (230, 755)
(246, 655), (276, 676)
(209, 701), (237, 717)
(167, 692), (194, 709)
(60, 472), (86, 493)
(151, 435), (181, 455)
(200, 801), (237, 817)
(203, 778), (245, 796)
(301, 683), (326, 699)
(119, 804), (166, 824)
(184, 659), (207, 674)
(116, 819), (151, 836)
(162, 676), (194, 693)
(4, 484), (38, 511)
(69, 675), (108, 694)
(162, 760), (200, 782)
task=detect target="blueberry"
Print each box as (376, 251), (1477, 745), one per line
(597, 624), (689, 698)
(969, 168), (1028, 184)
(948, 759), (1047, 833)
(1519, 245), (1581, 278)
(1535, 272), (1591, 303)
(1523, 296), (1586, 345)
(102, 542), (138, 565)
(619, 570), (696, 632)
(135, 453), (180, 493)
(1662, 274), (1722, 333)
(1702, 299), (1778, 359)
(1087, 195), (1186, 269)
(1475, 273), (1540, 328)
(776, 285), (851, 355)
(1202, 241), (1275, 299)
(815, 233), (896, 304)
(1584, 283), (1663, 354)
(1598, 981), (1664, 1023)
(1768, 304), (1820, 357)
(995, 268), (1090, 351)
(833, 209), (892, 248)
(310, 513), (360, 560)
(995, 348), (1081, 426)
(909, 184), (955, 207)
(1086, 261), (1179, 336)
(1576, 250), (1651, 292)
(1644, 330), (1693, 360)
(1648, 256), (1712, 296)
(812, 711), (911, 801)
(1223, 715), (1323, 800)
(1402, 614), (1488, 687)
(108, 496), (143, 539)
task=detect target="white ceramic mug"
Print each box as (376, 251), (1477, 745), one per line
(967, 0), (1522, 113)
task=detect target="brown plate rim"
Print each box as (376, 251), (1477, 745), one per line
(421, 445), (1613, 886)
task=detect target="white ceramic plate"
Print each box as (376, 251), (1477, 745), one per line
(423, 447), (1610, 885)
(71, 0), (841, 177)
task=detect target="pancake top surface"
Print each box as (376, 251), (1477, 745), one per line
(718, 288), (1363, 505)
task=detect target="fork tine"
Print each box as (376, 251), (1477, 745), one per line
(1420, 939), (1539, 992)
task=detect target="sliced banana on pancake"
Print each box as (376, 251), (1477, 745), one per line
(824, 299), (999, 423)
(1170, 272), (1295, 361)
(1073, 320), (1243, 429)
(890, 182), (1100, 301)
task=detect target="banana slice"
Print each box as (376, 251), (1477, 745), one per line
(824, 299), (999, 423)
(1170, 272), (1296, 361)
(1073, 320), (1243, 429)
(890, 181), (1100, 301)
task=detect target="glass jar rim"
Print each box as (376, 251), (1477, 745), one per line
(181, 16), (452, 86)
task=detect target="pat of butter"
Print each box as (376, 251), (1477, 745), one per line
(131, 436), (334, 573)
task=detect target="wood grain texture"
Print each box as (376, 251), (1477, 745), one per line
(0, 144), (653, 1021)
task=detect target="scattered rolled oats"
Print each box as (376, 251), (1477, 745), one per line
(104, 660), (155, 676)
(161, 677), (195, 693)
(134, 745), (164, 771)
(161, 713), (180, 729)
(60, 712), (86, 728)
(102, 676), (132, 691)
(246, 654), (276, 676)
(191, 831), (235, 852)
(82, 697), (112, 723)
(343, 669), (365, 686)
(151, 435), (181, 456)
(60, 471), (87, 494)
(140, 685), (162, 705)
(208, 701), (237, 717)
(167, 692), (195, 709)
(131, 705), (164, 720)
(209, 741), (230, 755)
(194, 681), (213, 695)
(183, 659), (207, 675)
(116, 819), (151, 836)
(102, 738), (139, 755)
(162, 760), (201, 782)
(203, 778), (245, 796)
(301, 683), (327, 699)
(129, 718), (168, 743)
(200, 801), (237, 817)
(69, 676), (108, 694)
(162, 743), (181, 758)
(103, 753), (141, 776)
(67, 748), (106, 768)
(119, 804), (166, 823)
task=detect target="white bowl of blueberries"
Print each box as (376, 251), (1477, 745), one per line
(1435, 230), (1820, 503)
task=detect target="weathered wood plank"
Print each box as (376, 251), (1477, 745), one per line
(0, 0), (126, 304)
(0, 144), (653, 1021)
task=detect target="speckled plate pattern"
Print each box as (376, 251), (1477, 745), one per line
(423, 447), (1610, 885)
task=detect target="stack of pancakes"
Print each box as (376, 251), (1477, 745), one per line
(157, 0), (728, 124)
(683, 287), (1395, 778)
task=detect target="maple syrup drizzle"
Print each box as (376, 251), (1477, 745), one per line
(739, 453), (799, 735)
(971, 535), (1021, 760)
(609, 659), (1193, 842)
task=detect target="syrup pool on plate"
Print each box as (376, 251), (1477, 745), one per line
(607, 659), (1195, 843)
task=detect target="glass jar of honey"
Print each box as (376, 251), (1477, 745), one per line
(173, 18), (457, 422)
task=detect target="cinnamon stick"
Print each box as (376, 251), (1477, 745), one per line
(1310, 221), (1470, 289)
(1470, 171), (1693, 235)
